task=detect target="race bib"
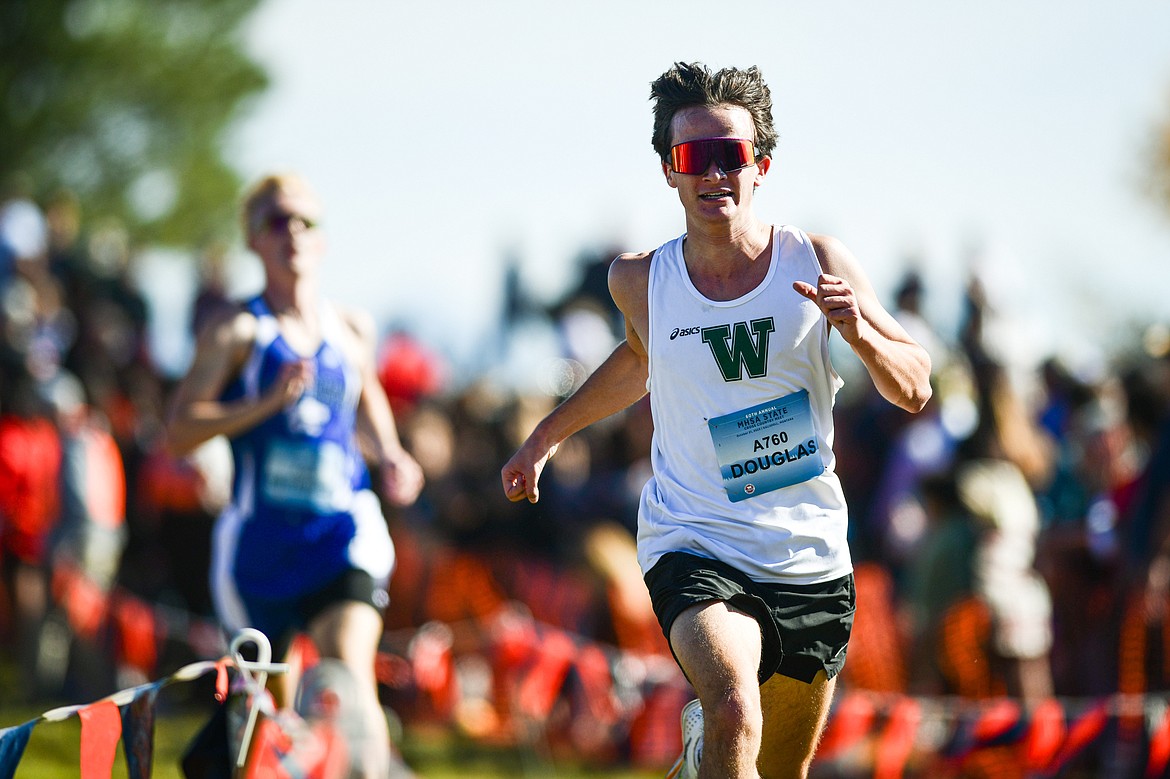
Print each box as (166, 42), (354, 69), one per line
(707, 390), (824, 503)
(262, 440), (352, 513)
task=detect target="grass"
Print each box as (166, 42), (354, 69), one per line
(1, 706), (206, 778)
(399, 727), (663, 778)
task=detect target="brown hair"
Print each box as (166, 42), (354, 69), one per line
(650, 62), (778, 163)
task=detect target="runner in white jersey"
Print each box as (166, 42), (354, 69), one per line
(166, 173), (423, 779)
(638, 224), (851, 586)
(502, 63), (932, 779)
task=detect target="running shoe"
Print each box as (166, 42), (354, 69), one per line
(665, 698), (703, 778)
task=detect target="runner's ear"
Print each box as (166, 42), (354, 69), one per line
(753, 155), (771, 188)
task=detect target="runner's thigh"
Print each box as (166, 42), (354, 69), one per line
(670, 600), (763, 699)
(758, 669), (835, 778)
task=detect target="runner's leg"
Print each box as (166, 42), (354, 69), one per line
(669, 600), (764, 779)
(757, 670), (835, 779)
(308, 600), (391, 779)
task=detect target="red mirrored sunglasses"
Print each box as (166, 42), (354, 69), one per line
(669, 137), (758, 175)
(257, 211), (319, 234)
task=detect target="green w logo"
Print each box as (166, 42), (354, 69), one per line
(701, 317), (775, 381)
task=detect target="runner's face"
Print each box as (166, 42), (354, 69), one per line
(249, 189), (325, 277)
(664, 105), (769, 221)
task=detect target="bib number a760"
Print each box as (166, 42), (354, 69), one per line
(753, 432), (789, 452)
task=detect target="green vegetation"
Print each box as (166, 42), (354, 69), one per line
(0, 0), (268, 249)
(1, 705), (204, 779)
(1154, 96), (1170, 217)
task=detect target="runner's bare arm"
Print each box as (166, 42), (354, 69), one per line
(500, 252), (652, 504)
(164, 307), (310, 455)
(344, 308), (423, 506)
(798, 234), (932, 413)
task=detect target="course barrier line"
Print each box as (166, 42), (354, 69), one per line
(0, 656), (232, 779)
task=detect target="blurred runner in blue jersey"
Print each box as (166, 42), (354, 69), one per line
(167, 173), (423, 778)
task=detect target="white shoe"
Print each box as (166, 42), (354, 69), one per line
(665, 698), (703, 778)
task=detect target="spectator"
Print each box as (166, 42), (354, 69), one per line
(0, 368), (62, 699)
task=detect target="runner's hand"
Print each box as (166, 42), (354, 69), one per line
(793, 273), (862, 343)
(274, 360), (314, 406)
(501, 441), (558, 504)
(379, 451), (424, 506)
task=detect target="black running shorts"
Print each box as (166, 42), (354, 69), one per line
(244, 568), (386, 662)
(643, 551), (855, 684)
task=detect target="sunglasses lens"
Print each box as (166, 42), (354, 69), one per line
(670, 138), (755, 175)
(718, 139), (755, 170)
(671, 142), (710, 175)
(264, 213), (316, 233)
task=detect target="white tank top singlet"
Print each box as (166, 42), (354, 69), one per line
(636, 225), (852, 584)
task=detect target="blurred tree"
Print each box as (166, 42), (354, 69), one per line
(1153, 91), (1170, 217)
(0, 0), (268, 248)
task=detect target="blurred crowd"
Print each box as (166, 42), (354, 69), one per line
(4, 185), (1170, 766)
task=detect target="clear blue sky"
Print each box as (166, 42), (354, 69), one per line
(213, 0), (1170, 380)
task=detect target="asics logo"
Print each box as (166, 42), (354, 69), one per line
(670, 326), (702, 340)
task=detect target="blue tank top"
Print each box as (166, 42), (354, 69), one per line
(220, 295), (369, 598)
